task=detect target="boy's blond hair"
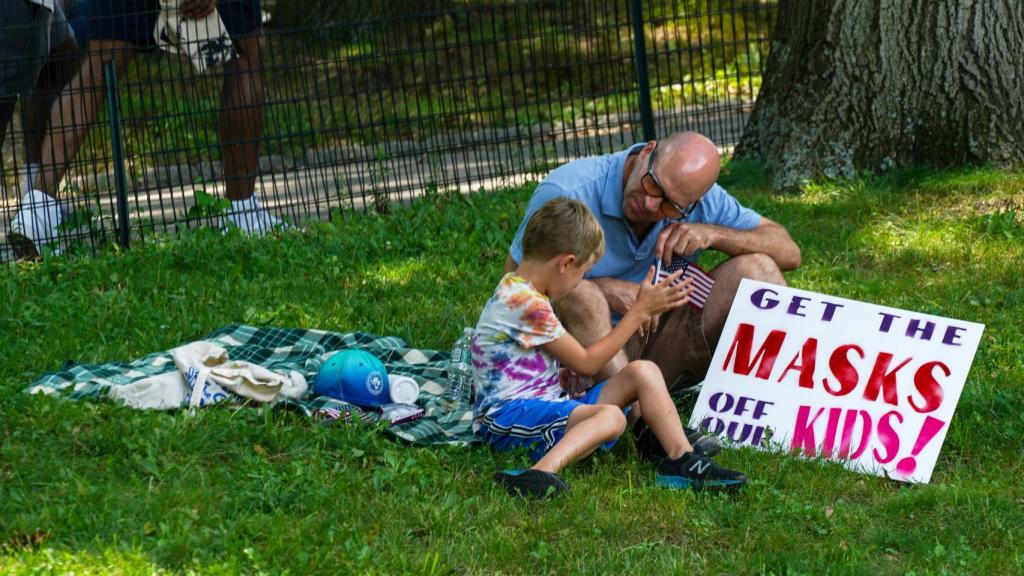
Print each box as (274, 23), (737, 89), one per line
(522, 197), (605, 265)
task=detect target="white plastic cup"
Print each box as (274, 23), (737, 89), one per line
(388, 374), (420, 405)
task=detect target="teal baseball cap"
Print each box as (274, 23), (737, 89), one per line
(313, 349), (390, 407)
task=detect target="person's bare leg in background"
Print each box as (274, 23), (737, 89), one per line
(33, 39), (134, 200)
(219, 31), (281, 233)
(21, 37), (81, 192)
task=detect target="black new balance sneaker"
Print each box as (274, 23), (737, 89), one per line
(656, 452), (747, 492)
(632, 420), (722, 462)
(687, 429), (722, 458)
(494, 469), (569, 499)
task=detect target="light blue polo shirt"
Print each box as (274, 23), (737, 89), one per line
(509, 144), (761, 283)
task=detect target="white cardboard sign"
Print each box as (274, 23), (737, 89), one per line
(688, 279), (984, 483)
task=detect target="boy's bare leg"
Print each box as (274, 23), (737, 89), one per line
(596, 360), (692, 459)
(532, 404), (627, 474)
(34, 39), (135, 197)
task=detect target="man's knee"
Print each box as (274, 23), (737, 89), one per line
(720, 253), (785, 285)
(556, 279), (608, 325)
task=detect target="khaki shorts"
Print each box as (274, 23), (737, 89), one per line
(624, 303), (712, 394)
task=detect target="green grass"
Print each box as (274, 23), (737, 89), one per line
(2, 166), (1023, 574)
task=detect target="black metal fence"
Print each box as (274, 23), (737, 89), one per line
(0, 0), (775, 261)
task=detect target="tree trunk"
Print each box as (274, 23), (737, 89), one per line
(734, 0), (1024, 191)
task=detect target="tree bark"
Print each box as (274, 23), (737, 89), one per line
(734, 0), (1024, 191)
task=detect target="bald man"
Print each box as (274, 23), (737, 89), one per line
(504, 131), (801, 460)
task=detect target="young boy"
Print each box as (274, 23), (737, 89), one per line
(471, 197), (747, 498)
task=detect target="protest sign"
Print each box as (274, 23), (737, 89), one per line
(689, 279), (984, 483)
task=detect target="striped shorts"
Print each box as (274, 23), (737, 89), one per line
(477, 381), (625, 461)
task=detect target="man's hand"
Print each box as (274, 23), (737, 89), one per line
(655, 222), (719, 260)
(179, 0), (217, 20)
(559, 368), (593, 399)
(654, 217), (802, 271)
(645, 311), (661, 340)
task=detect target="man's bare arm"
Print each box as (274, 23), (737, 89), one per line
(655, 217), (801, 271)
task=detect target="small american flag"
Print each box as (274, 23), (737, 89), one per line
(655, 257), (715, 309)
(315, 405), (376, 425)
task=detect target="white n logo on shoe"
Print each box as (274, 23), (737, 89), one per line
(689, 459), (712, 475)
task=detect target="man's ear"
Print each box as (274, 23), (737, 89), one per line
(558, 254), (577, 273)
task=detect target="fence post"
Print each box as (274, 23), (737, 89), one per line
(629, 0), (656, 141)
(103, 60), (130, 250)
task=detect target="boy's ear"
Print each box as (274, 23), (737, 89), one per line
(558, 254), (577, 273)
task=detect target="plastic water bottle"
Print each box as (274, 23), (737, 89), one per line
(446, 327), (475, 403)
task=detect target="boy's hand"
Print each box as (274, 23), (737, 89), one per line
(634, 265), (694, 320)
(559, 368), (593, 399)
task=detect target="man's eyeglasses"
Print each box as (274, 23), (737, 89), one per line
(640, 144), (700, 219)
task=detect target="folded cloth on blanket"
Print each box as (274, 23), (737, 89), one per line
(24, 325), (476, 446)
(104, 340), (308, 410)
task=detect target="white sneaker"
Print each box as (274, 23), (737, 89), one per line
(9, 190), (64, 259)
(224, 195), (285, 235)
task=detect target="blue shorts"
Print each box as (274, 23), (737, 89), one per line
(477, 382), (627, 462)
(88, 0), (261, 47)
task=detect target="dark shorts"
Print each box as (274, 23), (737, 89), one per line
(625, 303), (712, 394)
(51, 1), (77, 47)
(67, 0), (93, 46)
(89, 0), (261, 47)
(0, 1), (53, 99)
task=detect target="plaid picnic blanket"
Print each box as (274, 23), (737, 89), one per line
(24, 325), (476, 446)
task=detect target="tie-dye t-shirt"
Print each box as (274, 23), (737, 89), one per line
(471, 273), (567, 430)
